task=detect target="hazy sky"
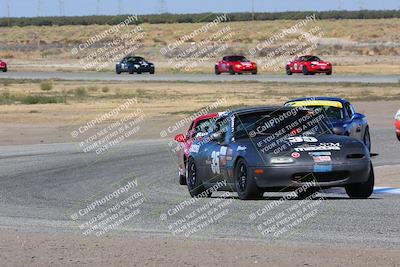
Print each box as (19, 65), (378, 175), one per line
(1, 0), (399, 17)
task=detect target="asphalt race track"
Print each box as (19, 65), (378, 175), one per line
(1, 71), (399, 84)
(0, 126), (399, 249)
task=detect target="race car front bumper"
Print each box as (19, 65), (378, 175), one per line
(250, 160), (370, 189)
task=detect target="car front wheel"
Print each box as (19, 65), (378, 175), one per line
(345, 163), (374, 199)
(302, 66), (309, 75)
(215, 65), (221, 75)
(235, 158), (263, 200)
(229, 66), (235, 75)
(397, 133), (400, 141)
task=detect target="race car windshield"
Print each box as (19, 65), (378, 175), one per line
(304, 106), (344, 120)
(228, 56), (249, 62)
(234, 110), (332, 139)
(305, 56), (320, 61)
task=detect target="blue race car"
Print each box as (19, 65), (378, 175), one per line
(186, 106), (374, 200)
(285, 97), (371, 151)
(116, 56), (155, 74)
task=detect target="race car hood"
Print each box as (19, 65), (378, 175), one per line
(237, 134), (368, 167)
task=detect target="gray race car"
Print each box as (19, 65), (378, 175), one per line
(186, 106), (374, 200)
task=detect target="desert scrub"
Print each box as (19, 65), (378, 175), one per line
(40, 81), (53, 91)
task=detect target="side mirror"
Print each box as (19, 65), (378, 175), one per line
(352, 113), (363, 120)
(174, 134), (186, 143)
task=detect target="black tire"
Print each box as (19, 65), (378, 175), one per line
(326, 70), (332, 75)
(150, 68), (155, 74)
(296, 187), (320, 200)
(286, 66), (292, 75)
(235, 158), (263, 200)
(345, 163), (374, 199)
(187, 158), (211, 197)
(251, 70), (257, 75)
(302, 66), (309, 75)
(397, 133), (400, 141)
(363, 126), (371, 152)
(137, 71), (142, 74)
(179, 174), (187, 185)
(215, 65), (221, 75)
(2, 68), (7, 73)
(229, 66), (235, 75)
(116, 69), (122, 75)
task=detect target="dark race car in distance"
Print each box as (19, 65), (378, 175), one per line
(286, 55), (332, 75)
(215, 55), (257, 75)
(0, 60), (7, 72)
(116, 56), (155, 74)
(285, 97), (371, 151)
(186, 106), (374, 200)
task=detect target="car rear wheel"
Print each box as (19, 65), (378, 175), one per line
(326, 70), (332, 75)
(215, 65), (221, 75)
(150, 69), (155, 74)
(345, 163), (374, 199)
(187, 158), (211, 197)
(251, 70), (257, 75)
(229, 66), (235, 75)
(302, 66), (309, 75)
(179, 174), (187, 185)
(116, 69), (122, 74)
(363, 127), (371, 151)
(397, 133), (400, 141)
(286, 66), (292, 75)
(2, 68), (7, 72)
(235, 158), (263, 200)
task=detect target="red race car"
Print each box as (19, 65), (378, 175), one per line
(395, 109), (400, 141)
(174, 113), (219, 185)
(0, 60), (7, 72)
(215, 55), (257, 75)
(286, 55), (332, 75)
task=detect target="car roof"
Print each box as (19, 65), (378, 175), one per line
(227, 106), (295, 116)
(285, 97), (349, 104)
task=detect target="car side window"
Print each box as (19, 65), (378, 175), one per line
(193, 119), (212, 140)
(222, 56), (227, 61)
(186, 121), (194, 140)
(213, 117), (229, 142)
(345, 103), (354, 118)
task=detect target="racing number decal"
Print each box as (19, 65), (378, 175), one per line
(288, 136), (318, 143)
(211, 151), (220, 174)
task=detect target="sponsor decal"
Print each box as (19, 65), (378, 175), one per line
(190, 144), (200, 153)
(295, 142), (340, 152)
(237, 145), (247, 151)
(313, 155), (331, 163)
(313, 164), (332, 172)
(211, 150), (220, 174)
(309, 151), (331, 156)
(291, 152), (301, 158)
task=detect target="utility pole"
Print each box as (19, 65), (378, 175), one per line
(7, 1), (10, 26)
(37, 0), (41, 17)
(58, 0), (65, 16)
(251, 0), (255, 21)
(96, 0), (100, 15)
(118, 0), (122, 15)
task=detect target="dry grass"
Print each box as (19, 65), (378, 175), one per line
(0, 80), (399, 124)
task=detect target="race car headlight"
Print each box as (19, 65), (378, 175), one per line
(235, 64), (242, 68)
(270, 157), (294, 164)
(395, 113), (400, 121)
(134, 64), (140, 68)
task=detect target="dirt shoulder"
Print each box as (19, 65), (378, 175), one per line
(1, 231), (398, 267)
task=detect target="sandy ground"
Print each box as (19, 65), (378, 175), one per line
(0, 231), (399, 267)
